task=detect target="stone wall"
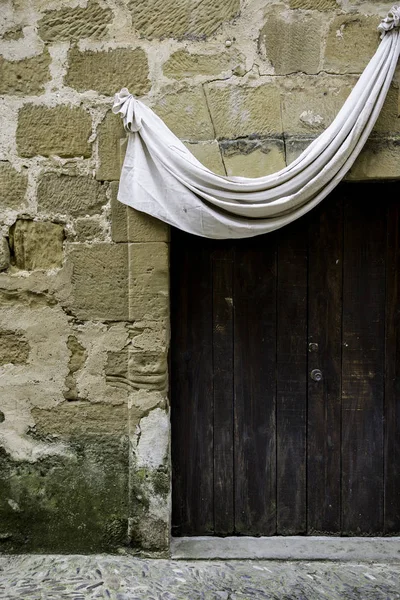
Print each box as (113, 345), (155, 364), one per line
(0, 0), (398, 553)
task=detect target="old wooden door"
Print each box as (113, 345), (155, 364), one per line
(170, 182), (400, 536)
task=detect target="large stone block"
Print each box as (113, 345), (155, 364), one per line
(346, 138), (400, 180)
(129, 243), (169, 321)
(283, 76), (400, 137)
(259, 9), (324, 75)
(282, 135), (400, 181)
(68, 243), (129, 321)
(281, 75), (354, 135)
(107, 343), (168, 396)
(0, 438), (129, 552)
(153, 89), (214, 140)
(37, 0), (112, 42)
(373, 86), (400, 135)
(205, 83), (282, 139)
(17, 105), (92, 158)
(323, 15), (380, 74)
(9, 220), (64, 271)
(220, 138), (286, 177)
(74, 218), (105, 242)
(285, 136), (316, 164)
(32, 402), (127, 438)
(184, 141), (226, 174)
(128, 0), (239, 39)
(0, 50), (51, 96)
(0, 162), (28, 210)
(289, 0), (338, 8)
(96, 111), (126, 181)
(111, 182), (168, 243)
(163, 49), (244, 80)
(128, 349), (168, 392)
(37, 174), (107, 217)
(65, 47), (150, 97)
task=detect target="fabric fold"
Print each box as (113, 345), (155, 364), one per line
(114, 9), (400, 239)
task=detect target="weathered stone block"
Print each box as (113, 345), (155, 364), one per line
(105, 348), (128, 385)
(129, 243), (169, 321)
(205, 83), (282, 139)
(32, 402), (127, 437)
(107, 343), (168, 396)
(184, 141), (226, 174)
(97, 111), (126, 181)
(373, 86), (400, 134)
(0, 330), (29, 365)
(163, 50), (244, 80)
(129, 406), (170, 551)
(346, 138), (400, 180)
(65, 47), (150, 96)
(281, 75), (353, 134)
(283, 135), (400, 181)
(129, 320), (169, 353)
(285, 136), (316, 164)
(0, 163), (27, 210)
(153, 89), (214, 140)
(37, 174), (107, 217)
(10, 220), (64, 271)
(75, 218), (105, 242)
(68, 243), (128, 321)
(0, 50), (51, 96)
(221, 138), (286, 177)
(128, 349), (168, 392)
(0, 236), (10, 271)
(37, 0), (112, 42)
(289, 0), (337, 8)
(0, 439), (129, 552)
(323, 15), (380, 74)
(111, 182), (168, 243)
(259, 9), (324, 75)
(128, 0), (239, 39)
(17, 105), (92, 158)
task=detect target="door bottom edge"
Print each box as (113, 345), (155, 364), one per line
(171, 535), (400, 561)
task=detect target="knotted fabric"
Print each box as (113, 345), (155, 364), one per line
(113, 8), (400, 239)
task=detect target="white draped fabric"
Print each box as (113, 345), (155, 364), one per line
(113, 7), (400, 239)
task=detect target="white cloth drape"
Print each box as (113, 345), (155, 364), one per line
(113, 7), (400, 239)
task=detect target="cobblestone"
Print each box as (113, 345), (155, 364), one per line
(0, 555), (399, 599)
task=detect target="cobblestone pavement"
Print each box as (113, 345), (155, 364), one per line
(0, 555), (399, 599)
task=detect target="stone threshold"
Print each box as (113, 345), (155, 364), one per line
(171, 536), (400, 562)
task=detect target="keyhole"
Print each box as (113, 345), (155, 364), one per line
(310, 369), (323, 382)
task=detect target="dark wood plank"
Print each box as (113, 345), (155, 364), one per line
(212, 243), (235, 535)
(307, 190), (343, 534)
(341, 184), (386, 534)
(384, 190), (400, 534)
(276, 220), (308, 534)
(234, 234), (277, 535)
(171, 229), (214, 535)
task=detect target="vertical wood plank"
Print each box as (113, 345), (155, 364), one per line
(234, 234), (277, 535)
(307, 191), (343, 534)
(384, 190), (400, 534)
(171, 229), (214, 535)
(341, 184), (386, 534)
(276, 220), (308, 534)
(212, 243), (235, 535)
